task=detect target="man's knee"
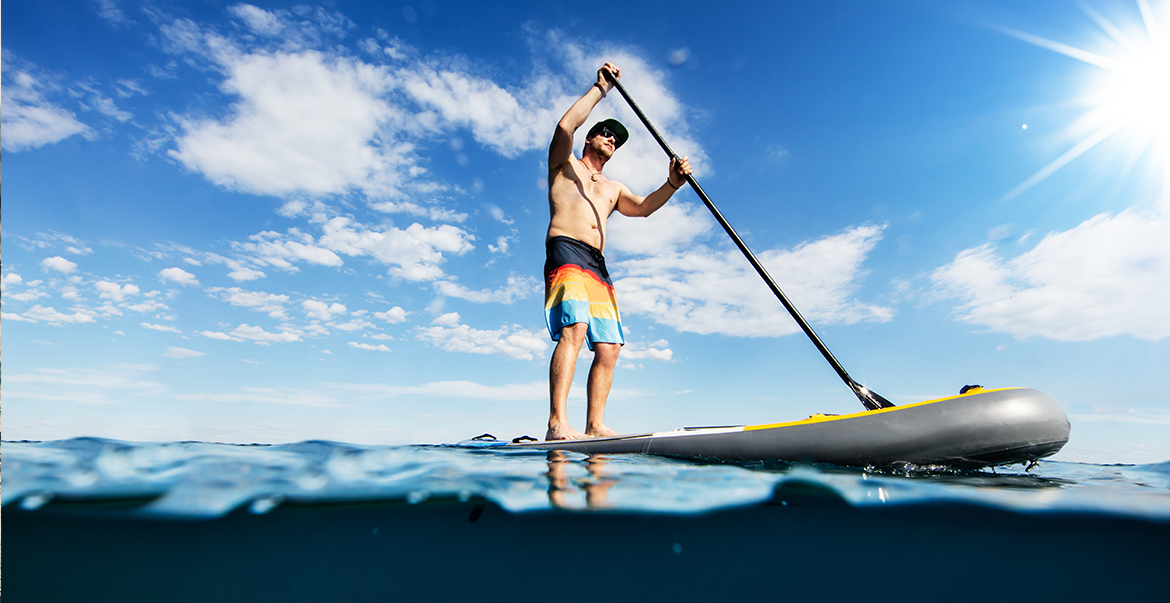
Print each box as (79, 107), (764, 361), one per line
(558, 322), (588, 345)
(593, 342), (620, 366)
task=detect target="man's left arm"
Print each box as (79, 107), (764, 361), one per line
(615, 156), (693, 218)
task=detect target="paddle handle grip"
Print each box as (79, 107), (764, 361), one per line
(603, 71), (892, 410)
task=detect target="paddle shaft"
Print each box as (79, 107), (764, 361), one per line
(603, 72), (893, 411)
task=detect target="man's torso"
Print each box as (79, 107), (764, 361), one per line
(546, 155), (620, 253)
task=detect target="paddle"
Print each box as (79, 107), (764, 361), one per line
(603, 70), (895, 411)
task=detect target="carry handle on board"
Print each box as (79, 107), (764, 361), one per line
(602, 68), (894, 412)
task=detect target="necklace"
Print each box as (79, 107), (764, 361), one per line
(588, 169), (602, 182)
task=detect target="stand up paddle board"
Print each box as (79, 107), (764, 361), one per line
(483, 387), (1069, 468)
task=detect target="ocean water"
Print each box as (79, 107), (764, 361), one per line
(5, 437), (1169, 602)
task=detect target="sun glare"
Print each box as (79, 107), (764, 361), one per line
(1000, 0), (1170, 201)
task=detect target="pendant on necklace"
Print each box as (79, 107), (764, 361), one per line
(591, 173), (599, 182)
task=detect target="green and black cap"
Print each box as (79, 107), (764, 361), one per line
(586, 118), (629, 149)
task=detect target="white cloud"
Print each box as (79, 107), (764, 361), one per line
(157, 17), (707, 212)
(202, 330), (245, 342)
(374, 306), (409, 323)
(160, 267), (200, 286)
(232, 323), (304, 344)
(607, 201), (715, 256)
(349, 341), (391, 352)
(303, 299), (347, 320)
(229, 4), (283, 36)
(95, 280), (140, 302)
(42, 256), (78, 274)
(123, 299), (169, 313)
(199, 324), (302, 344)
(233, 229), (343, 271)
(315, 216), (473, 281)
(6, 290), (50, 302)
(331, 318), (374, 332)
(2, 273), (24, 289)
(142, 322), (183, 334)
(15, 231), (94, 255)
(613, 225), (893, 337)
(416, 314), (549, 360)
(209, 287), (290, 317)
(621, 339), (674, 362)
(432, 312), (461, 327)
(169, 49), (413, 198)
(435, 274), (539, 304)
(1, 60), (92, 152)
(165, 347), (207, 358)
(20, 305), (96, 325)
(369, 200), (468, 223)
(930, 202), (1170, 341)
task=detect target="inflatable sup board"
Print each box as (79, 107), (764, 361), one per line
(495, 387), (1069, 468)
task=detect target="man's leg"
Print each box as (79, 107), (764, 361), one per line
(585, 342), (621, 438)
(547, 322), (588, 441)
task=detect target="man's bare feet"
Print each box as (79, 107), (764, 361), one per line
(585, 424), (620, 438)
(546, 422), (588, 441)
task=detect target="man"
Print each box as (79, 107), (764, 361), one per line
(544, 62), (692, 441)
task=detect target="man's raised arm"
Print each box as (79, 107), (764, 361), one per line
(549, 63), (621, 169)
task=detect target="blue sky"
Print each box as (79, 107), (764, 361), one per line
(3, 0), (1167, 463)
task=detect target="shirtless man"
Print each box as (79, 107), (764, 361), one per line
(543, 62), (692, 441)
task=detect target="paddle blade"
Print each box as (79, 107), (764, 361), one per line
(852, 383), (896, 411)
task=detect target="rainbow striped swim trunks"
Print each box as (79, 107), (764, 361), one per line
(544, 236), (625, 350)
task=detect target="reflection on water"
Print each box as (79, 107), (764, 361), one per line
(2, 438), (1168, 521)
(546, 451), (616, 510)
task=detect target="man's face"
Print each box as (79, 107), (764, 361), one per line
(588, 130), (616, 159)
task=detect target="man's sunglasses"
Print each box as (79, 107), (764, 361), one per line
(597, 127), (617, 139)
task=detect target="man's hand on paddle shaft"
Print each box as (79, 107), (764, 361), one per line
(668, 156), (692, 190)
(597, 62), (620, 96)
(550, 62), (622, 169)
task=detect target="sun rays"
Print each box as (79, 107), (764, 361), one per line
(999, 0), (1169, 201)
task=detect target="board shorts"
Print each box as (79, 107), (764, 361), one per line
(544, 236), (625, 350)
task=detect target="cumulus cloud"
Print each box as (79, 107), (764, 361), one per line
(200, 323), (303, 344)
(349, 341), (391, 352)
(233, 229), (344, 271)
(416, 313), (549, 360)
(434, 274), (540, 304)
(621, 339), (674, 362)
(18, 305), (96, 325)
(209, 287), (290, 317)
(165, 347), (207, 358)
(315, 217), (473, 280)
(95, 281), (140, 302)
(374, 306), (410, 323)
(1, 58), (92, 152)
(142, 322), (183, 333)
(303, 299), (347, 320)
(930, 202), (1170, 341)
(160, 267), (200, 286)
(42, 256), (78, 274)
(168, 43), (415, 198)
(612, 224), (893, 337)
(156, 13), (703, 207)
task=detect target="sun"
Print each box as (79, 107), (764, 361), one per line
(1000, 0), (1170, 201)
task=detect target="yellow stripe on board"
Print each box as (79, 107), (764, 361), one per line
(743, 387), (1020, 432)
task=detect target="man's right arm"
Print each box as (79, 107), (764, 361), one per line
(548, 63), (620, 169)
